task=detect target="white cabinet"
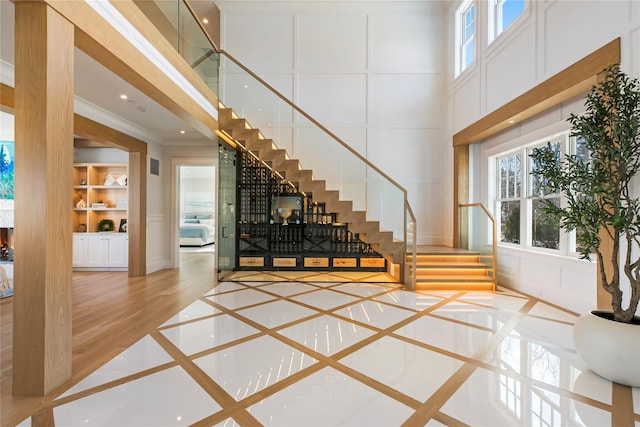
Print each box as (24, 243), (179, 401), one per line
(73, 233), (128, 271)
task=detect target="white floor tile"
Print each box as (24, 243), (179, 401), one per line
(527, 301), (578, 323)
(247, 366), (414, 426)
(277, 314), (377, 356)
(237, 299), (319, 329)
(333, 300), (416, 330)
(331, 283), (392, 297)
(257, 282), (318, 297)
(392, 315), (494, 358)
(485, 333), (612, 405)
(207, 288), (278, 310)
(290, 289), (360, 311)
(206, 282), (249, 295)
(59, 335), (173, 398)
(431, 300), (515, 330)
(54, 366), (221, 426)
(160, 299), (221, 327)
(512, 315), (576, 352)
(373, 290), (444, 310)
(440, 367), (612, 426)
(194, 335), (318, 401)
(161, 314), (259, 356)
(457, 292), (529, 312)
(339, 335), (464, 401)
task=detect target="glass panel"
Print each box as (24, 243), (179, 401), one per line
(502, 0), (524, 30)
(500, 200), (520, 244)
(464, 39), (474, 69)
(217, 140), (237, 279)
(459, 204), (496, 287)
(217, 55), (406, 241)
(464, 5), (475, 41)
(532, 198), (559, 249)
(140, 0), (411, 281)
(529, 142), (559, 197)
(405, 205), (417, 291)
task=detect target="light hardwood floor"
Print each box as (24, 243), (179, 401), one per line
(1, 253), (216, 427)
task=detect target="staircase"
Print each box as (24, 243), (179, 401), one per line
(409, 247), (495, 291)
(218, 107), (406, 265)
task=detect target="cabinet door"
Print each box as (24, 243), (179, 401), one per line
(72, 234), (88, 267)
(85, 235), (109, 266)
(107, 234), (128, 268)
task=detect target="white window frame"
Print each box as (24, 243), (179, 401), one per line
(455, 0), (475, 77)
(492, 130), (583, 257)
(488, 0), (526, 45)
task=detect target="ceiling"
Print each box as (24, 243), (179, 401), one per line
(0, 0), (216, 146)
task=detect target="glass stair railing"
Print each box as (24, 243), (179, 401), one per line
(458, 203), (497, 291)
(138, 0), (417, 288)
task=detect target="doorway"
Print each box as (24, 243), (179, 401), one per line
(170, 159), (216, 268)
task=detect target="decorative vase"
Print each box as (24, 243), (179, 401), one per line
(573, 310), (640, 387)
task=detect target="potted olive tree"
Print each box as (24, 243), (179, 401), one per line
(529, 64), (640, 387)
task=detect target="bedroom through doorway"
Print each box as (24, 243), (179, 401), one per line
(178, 165), (216, 255)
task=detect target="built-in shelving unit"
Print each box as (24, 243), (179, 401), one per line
(72, 163), (128, 271)
(73, 163), (128, 233)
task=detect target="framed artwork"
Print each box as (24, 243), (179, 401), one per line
(119, 219), (127, 233)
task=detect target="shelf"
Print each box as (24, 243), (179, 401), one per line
(72, 163), (128, 235)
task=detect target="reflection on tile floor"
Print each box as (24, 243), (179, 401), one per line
(18, 273), (640, 426)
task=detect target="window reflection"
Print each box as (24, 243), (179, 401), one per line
(495, 332), (588, 426)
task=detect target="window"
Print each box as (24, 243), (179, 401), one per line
(497, 153), (521, 244)
(455, 0), (475, 77)
(493, 131), (584, 256)
(488, 0), (525, 44)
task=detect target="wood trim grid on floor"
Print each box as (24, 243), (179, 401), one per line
(1, 254), (637, 426)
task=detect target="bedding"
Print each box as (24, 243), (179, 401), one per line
(179, 214), (215, 246)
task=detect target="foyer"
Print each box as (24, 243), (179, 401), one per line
(2, 254), (637, 426)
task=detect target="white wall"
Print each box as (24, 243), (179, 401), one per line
(219, 1), (448, 245)
(446, 0), (640, 313)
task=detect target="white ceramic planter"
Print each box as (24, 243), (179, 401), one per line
(573, 310), (640, 387)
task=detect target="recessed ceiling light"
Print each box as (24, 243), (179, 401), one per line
(508, 120), (515, 124)
(202, 18), (209, 24)
(119, 94), (128, 100)
(179, 130), (186, 134)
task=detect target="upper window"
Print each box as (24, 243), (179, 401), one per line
(488, 0), (525, 44)
(455, 0), (475, 77)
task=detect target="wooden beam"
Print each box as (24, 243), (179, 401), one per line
(13, 0), (74, 396)
(453, 38), (621, 146)
(1, 84), (148, 153)
(74, 115), (147, 153)
(128, 151), (147, 277)
(44, 0), (219, 139)
(0, 83), (15, 109)
(451, 38), (620, 243)
(453, 145), (469, 248)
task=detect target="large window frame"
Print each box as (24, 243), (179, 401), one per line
(492, 130), (584, 257)
(455, 0), (475, 77)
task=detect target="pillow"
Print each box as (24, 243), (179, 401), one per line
(196, 214), (213, 220)
(183, 218), (200, 224)
(199, 219), (214, 226)
(183, 213), (197, 219)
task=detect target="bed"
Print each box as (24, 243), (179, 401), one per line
(180, 213), (215, 247)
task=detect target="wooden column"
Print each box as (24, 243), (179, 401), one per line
(453, 144), (469, 248)
(13, 1), (74, 395)
(128, 151), (147, 277)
